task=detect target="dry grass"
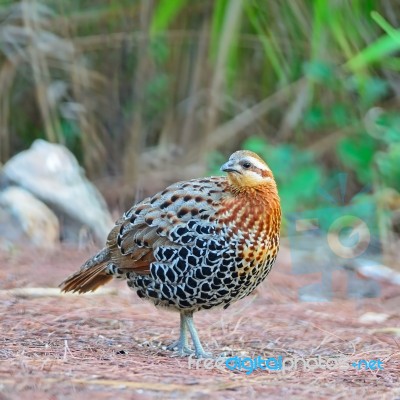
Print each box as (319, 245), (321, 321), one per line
(0, 245), (399, 399)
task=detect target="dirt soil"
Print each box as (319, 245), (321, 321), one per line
(0, 243), (399, 400)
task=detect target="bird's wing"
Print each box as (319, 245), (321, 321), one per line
(106, 176), (229, 274)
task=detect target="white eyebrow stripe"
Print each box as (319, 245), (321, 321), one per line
(247, 156), (269, 171)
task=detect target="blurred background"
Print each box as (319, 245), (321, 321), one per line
(0, 0), (400, 270)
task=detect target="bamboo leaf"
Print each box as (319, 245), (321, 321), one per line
(150, 0), (187, 35)
(346, 11), (400, 71)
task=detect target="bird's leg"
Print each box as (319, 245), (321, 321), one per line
(166, 312), (193, 356)
(184, 312), (211, 358)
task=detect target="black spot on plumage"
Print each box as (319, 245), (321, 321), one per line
(179, 299), (191, 308)
(223, 276), (233, 285)
(207, 252), (218, 263)
(178, 247), (189, 259)
(134, 206), (146, 215)
(194, 269), (206, 279)
(192, 247), (202, 258)
(177, 208), (189, 218)
(176, 286), (186, 299)
(181, 234), (194, 244)
(159, 284), (169, 296)
(130, 215), (136, 223)
(187, 220), (197, 230)
(155, 248), (162, 259)
(183, 195), (192, 201)
(142, 277), (152, 286)
(136, 290), (145, 299)
(165, 269), (176, 282)
(191, 209), (199, 216)
(164, 248), (175, 260)
(213, 277), (223, 285)
(187, 277), (197, 288)
(200, 226), (212, 234)
(202, 266), (212, 276)
(176, 259), (187, 272)
(195, 239), (207, 249)
(176, 226), (189, 236)
(145, 217), (154, 225)
(171, 195), (179, 202)
(216, 271), (225, 279)
(154, 266), (165, 281)
(194, 225), (203, 234)
(201, 282), (211, 292)
(185, 286), (194, 295)
(220, 264), (229, 272)
(160, 201), (171, 209)
(221, 257), (231, 266)
(218, 289), (229, 296)
(188, 256), (197, 266)
(195, 196), (203, 202)
(200, 291), (210, 300)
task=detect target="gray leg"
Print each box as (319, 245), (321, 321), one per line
(185, 312), (211, 358)
(166, 312), (193, 356)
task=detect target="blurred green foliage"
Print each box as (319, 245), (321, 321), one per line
(1, 0), (400, 242)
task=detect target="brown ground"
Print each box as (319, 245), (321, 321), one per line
(0, 243), (399, 400)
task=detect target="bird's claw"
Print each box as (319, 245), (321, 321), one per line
(167, 341), (194, 356)
(194, 350), (212, 359)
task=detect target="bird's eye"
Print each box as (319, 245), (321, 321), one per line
(242, 161), (252, 169)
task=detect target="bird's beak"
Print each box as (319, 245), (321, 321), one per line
(220, 161), (241, 174)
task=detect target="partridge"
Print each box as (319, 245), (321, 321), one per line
(60, 150), (281, 358)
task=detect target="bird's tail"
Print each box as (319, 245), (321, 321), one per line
(59, 248), (113, 293)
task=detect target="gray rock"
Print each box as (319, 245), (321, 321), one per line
(0, 186), (59, 248)
(2, 139), (113, 245)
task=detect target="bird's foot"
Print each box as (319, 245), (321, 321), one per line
(194, 350), (213, 359)
(167, 340), (194, 356)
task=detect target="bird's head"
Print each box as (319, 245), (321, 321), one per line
(220, 150), (276, 191)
